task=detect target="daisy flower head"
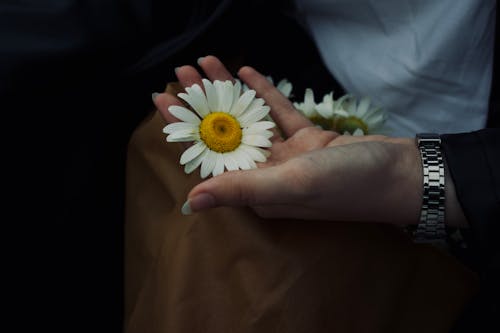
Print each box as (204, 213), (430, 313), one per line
(293, 88), (334, 130)
(332, 96), (387, 136)
(163, 79), (275, 178)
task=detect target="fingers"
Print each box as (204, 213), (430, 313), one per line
(183, 166), (287, 213)
(175, 65), (204, 89)
(198, 56), (234, 82)
(153, 92), (184, 124)
(161, 55), (236, 124)
(176, 55), (235, 92)
(238, 66), (313, 138)
(153, 92), (193, 150)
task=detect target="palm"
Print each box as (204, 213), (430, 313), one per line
(263, 127), (338, 167)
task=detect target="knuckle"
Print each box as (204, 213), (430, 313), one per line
(231, 175), (257, 206)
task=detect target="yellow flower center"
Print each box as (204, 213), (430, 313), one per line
(309, 115), (334, 130)
(199, 112), (242, 153)
(334, 116), (369, 134)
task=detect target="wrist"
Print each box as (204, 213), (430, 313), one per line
(390, 137), (424, 224)
(402, 133), (469, 247)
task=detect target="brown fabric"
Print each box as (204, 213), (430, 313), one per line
(125, 91), (479, 333)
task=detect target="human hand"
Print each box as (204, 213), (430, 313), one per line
(153, 56), (466, 227)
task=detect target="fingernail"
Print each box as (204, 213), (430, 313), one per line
(174, 67), (180, 74)
(197, 57), (205, 66)
(151, 92), (160, 102)
(181, 193), (215, 215)
(181, 200), (192, 215)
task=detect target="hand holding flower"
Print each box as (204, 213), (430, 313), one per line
(153, 56), (467, 227)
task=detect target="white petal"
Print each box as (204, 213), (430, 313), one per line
(356, 97), (371, 117)
(242, 98), (265, 118)
(335, 94), (352, 110)
(347, 99), (357, 115)
(184, 149), (208, 174)
(304, 88), (315, 110)
(277, 79), (292, 98)
(230, 89), (256, 118)
(163, 122), (198, 134)
(168, 105), (201, 125)
(242, 134), (272, 147)
(212, 153), (225, 177)
(238, 106), (271, 127)
(180, 142), (206, 165)
(232, 80), (242, 108)
(232, 150), (251, 170)
(263, 114), (274, 122)
(294, 102), (308, 116)
(215, 80), (233, 113)
(258, 147), (271, 158)
(352, 128), (365, 136)
(203, 79), (218, 111)
(364, 112), (385, 126)
(316, 103), (333, 118)
(332, 109), (349, 118)
(249, 97), (265, 109)
(242, 121), (275, 135)
(363, 106), (384, 120)
(178, 84), (209, 117)
(241, 82), (250, 92)
(239, 144), (267, 162)
(166, 130), (198, 142)
(201, 150), (217, 178)
(262, 130), (274, 139)
(223, 152), (239, 171)
(294, 89), (317, 117)
(322, 92), (334, 104)
(246, 154), (257, 169)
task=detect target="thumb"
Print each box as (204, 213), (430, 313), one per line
(181, 166), (284, 214)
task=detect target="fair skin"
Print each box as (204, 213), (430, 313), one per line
(153, 56), (468, 228)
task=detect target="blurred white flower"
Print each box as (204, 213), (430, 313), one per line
(292, 85), (387, 135)
(332, 96), (387, 135)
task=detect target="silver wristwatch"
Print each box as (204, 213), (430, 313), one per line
(412, 133), (447, 244)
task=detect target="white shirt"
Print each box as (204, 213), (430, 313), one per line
(294, 0), (495, 137)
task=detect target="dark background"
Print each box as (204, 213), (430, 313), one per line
(2, 1), (341, 331)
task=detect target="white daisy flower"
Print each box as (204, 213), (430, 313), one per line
(293, 88), (334, 129)
(332, 96), (387, 135)
(163, 79), (275, 178)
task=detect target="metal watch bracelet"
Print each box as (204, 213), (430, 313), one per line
(412, 133), (447, 244)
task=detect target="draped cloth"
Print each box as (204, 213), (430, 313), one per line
(124, 85), (478, 333)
